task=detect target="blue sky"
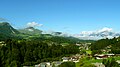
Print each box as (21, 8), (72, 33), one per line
(0, 0), (120, 34)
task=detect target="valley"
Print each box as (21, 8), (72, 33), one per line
(0, 22), (120, 67)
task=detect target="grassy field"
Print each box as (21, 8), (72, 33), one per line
(113, 56), (120, 60)
(86, 50), (92, 55)
(75, 57), (98, 67)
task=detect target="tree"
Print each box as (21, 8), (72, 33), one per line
(10, 61), (20, 67)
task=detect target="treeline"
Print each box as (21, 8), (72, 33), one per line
(28, 36), (94, 44)
(91, 38), (111, 50)
(0, 39), (79, 67)
(90, 37), (120, 54)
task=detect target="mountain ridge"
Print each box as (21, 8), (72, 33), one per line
(73, 27), (120, 40)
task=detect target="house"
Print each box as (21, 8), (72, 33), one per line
(106, 54), (115, 57)
(69, 56), (79, 63)
(62, 55), (80, 63)
(94, 54), (108, 59)
(76, 43), (82, 46)
(39, 62), (51, 67)
(94, 54), (115, 59)
(62, 57), (69, 62)
(35, 64), (40, 67)
(52, 61), (62, 67)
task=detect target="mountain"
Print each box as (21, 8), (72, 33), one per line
(0, 22), (94, 45)
(18, 27), (42, 35)
(73, 27), (120, 40)
(0, 22), (19, 34)
(0, 22), (20, 40)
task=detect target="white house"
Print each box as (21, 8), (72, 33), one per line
(62, 57), (69, 62)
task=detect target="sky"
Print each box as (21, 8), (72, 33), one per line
(0, 0), (120, 34)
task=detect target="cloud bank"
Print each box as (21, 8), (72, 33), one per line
(73, 27), (120, 40)
(98, 27), (113, 33)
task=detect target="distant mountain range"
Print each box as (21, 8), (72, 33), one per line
(73, 27), (120, 40)
(0, 22), (79, 42)
(45, 27), (120, 40)
(0, 22), (119, 40)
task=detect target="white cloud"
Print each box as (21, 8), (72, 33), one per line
(79, 27), (113, 35)
(73, 27), (119, 40)
(27, 22), (43, 27)
(42, 30), (54, 34)
(98, 27), (113, 33)
(80, 31), (94, 36)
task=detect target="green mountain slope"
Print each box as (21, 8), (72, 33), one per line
(0, 22), (20, 40)
(0, 22), (19, 34)
(18, 27), (42, 35)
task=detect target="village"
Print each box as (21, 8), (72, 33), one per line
(22, 43), (120, 67)
(32, 54), (80, 67)
(1, 41), (120, 67)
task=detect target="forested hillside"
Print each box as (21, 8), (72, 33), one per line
(91, 37), (120, 55)
(0, 39), (79, 66)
